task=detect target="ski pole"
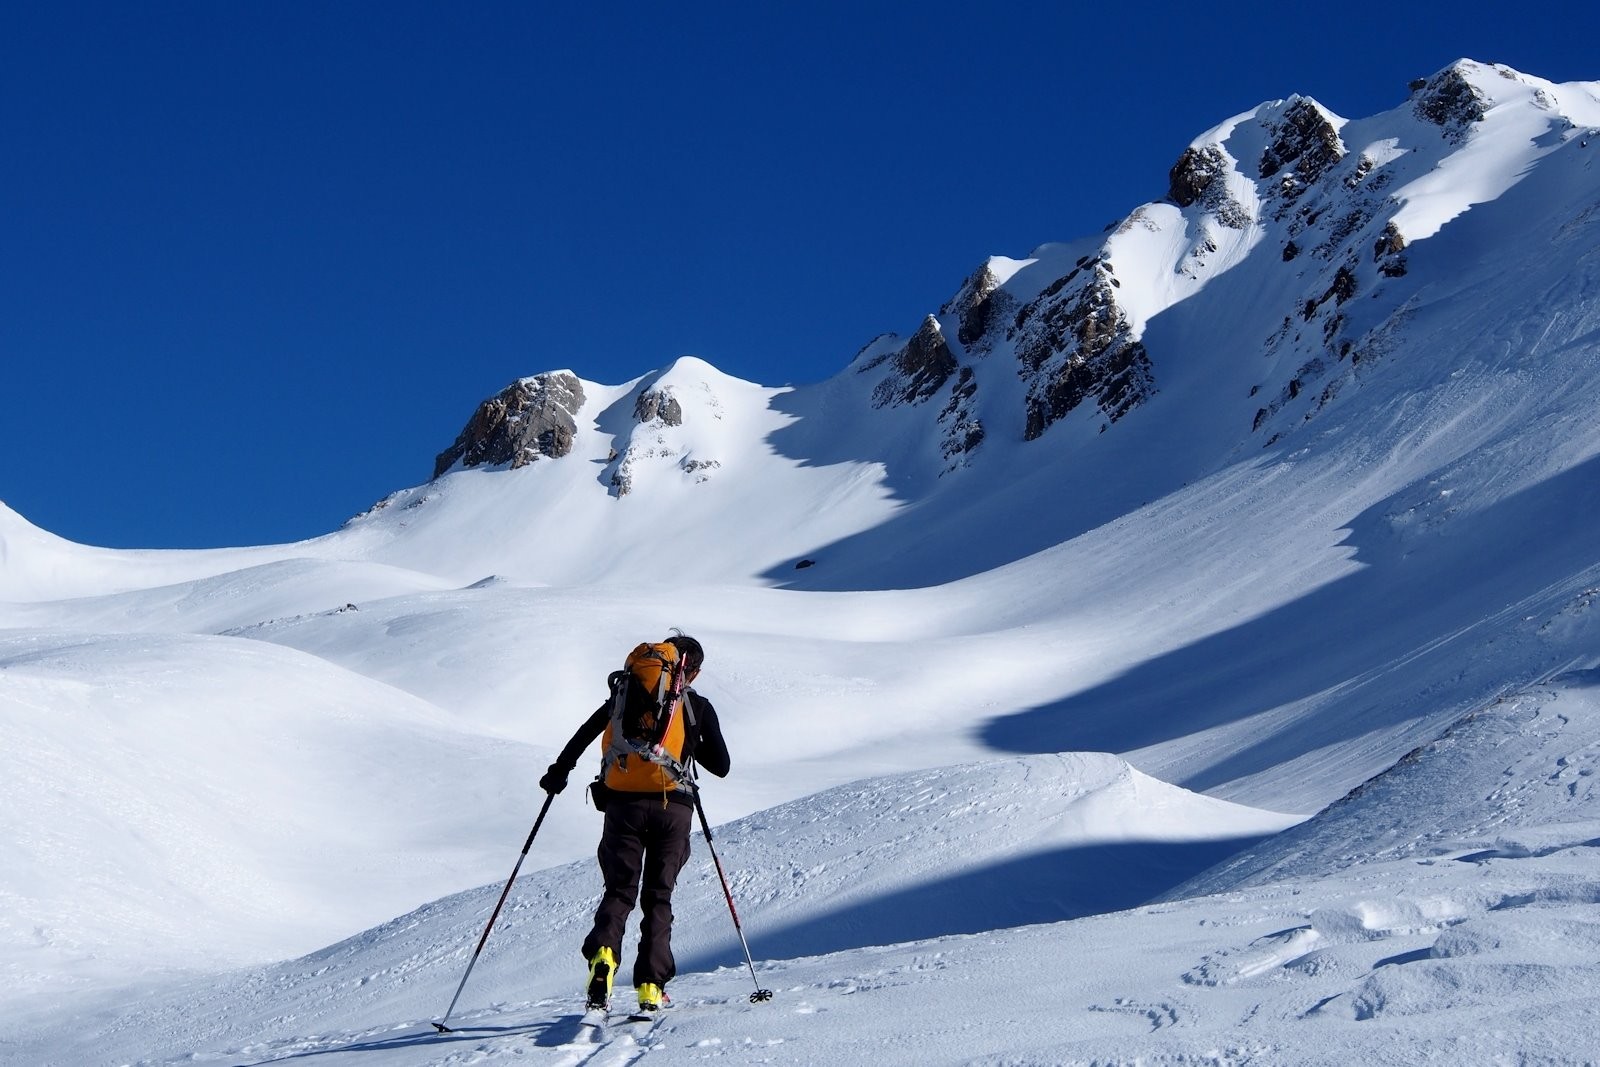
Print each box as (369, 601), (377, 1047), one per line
(433, 790), (557, 1033)
(690, 787), (773, 1003)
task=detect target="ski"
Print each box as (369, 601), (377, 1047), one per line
(573, 1005), (661, 1036)
(578, 1005), (609, 1032)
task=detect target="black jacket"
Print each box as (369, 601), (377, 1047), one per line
(551, 689), (730, 804)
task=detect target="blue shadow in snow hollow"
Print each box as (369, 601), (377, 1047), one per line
(678, 834), (1267, 973)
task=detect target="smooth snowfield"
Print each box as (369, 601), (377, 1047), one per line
(4, 60), (1600, 1064)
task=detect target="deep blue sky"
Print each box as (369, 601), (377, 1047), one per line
(3, 2), (1591, 549)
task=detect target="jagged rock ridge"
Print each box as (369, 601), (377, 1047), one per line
(859, 312), (987, 469)
(869, 315), (958, 409)
(1011, 261), (1154, 440)
(862, 251), (1156, 456)
(1259, 98), (1346, 205)
(1169, 145), (1252, 228)
(1414, 65), (1491, 134)
(942, 263), (1015, 353)
(430, 60), (1594, 495)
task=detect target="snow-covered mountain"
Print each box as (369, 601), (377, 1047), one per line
(4, 60), (1600, 1064)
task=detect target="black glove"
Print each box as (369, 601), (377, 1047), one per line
(539, 764), (569, 795)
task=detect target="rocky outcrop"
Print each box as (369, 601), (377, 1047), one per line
(607, 381), (722, 496)
(1374, 222), (1408, 277)
(634, 388), (683, 426)
(608, 452), (640, 497)
(856, 308), (987, 466)
(1264, 106), (1381, 261)
(1169, 145), (1226, 208)
(855, 303), (986, 466)
(433, 372), (585, 479)
(1259, 99), (1345, 200)
(609, 447), (721, 497)
(942, 263), (1016, 352)
(1012, 267), (1153, 440)
(1414, 65), (1490, 136)
(1168, 145), (1252, 228)
(937, 366), (984, 467)
(870, 315), (959, 408)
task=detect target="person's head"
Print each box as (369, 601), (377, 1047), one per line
(665, 630), (704, 678)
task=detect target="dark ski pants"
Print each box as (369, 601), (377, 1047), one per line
(581, 795), (693, 988)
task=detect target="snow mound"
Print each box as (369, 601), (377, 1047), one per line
(0, 631), (543, 1006)
(1175, 674), (1600, 898)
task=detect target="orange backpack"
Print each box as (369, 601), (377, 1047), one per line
(598, 642), (694, 796)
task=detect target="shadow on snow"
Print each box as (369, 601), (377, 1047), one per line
(979, 453), (1600, 792)
(679, 834), (1269, 975)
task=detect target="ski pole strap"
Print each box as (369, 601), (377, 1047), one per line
(690, 784), (715, 843)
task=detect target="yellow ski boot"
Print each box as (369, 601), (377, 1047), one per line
(636, 982), (668, 1014)
(585, 947), (616, 1011)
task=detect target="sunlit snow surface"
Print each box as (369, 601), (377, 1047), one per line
(4, 60), (1600, 1064)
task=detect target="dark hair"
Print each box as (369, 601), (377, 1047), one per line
(666, 630), (704, 672)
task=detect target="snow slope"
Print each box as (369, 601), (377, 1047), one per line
(8, 683), (1599, 1065)
(0, 630), (543, 1005)
(3, 59), (1600, 1064)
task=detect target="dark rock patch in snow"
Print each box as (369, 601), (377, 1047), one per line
(433, 372), (585, 479)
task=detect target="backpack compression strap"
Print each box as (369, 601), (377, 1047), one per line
(600, 670), (693, 786)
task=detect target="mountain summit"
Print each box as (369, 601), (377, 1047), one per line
(415, 59), (1599, 587)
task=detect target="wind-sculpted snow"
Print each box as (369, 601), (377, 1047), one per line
(1172, 676), (1600, 898)
(12, 721), (1600, 1065)
(6, 753), (1291, 1065)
